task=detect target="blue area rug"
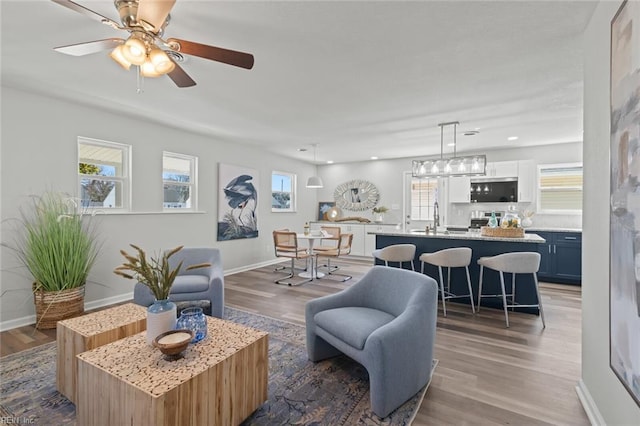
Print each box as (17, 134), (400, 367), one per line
(0, 307), (435, 425)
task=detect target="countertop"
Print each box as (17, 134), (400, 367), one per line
(524, 227), (582, 233)
(369, 230), (546, 243)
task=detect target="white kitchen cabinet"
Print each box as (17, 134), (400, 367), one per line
(517, 160), (535, 203)
(486, 161), (518, 178)
(448, 176), (471, 203)
(364, 223), (401, 256)
(338, 223), (365, 255)
(310, 222), (399, 257)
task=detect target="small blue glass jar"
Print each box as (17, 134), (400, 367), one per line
(175, 307), (207, 343)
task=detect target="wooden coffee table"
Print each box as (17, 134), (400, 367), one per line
(76, 316), (268, 426)
(56, 302), (147, 403)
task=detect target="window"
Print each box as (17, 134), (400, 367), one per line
(272, 171), (296, 212)
(163, 152), (197, 210)
(78, 137), (131, 210)
(410, 177), (439, 220)
(537, 163), (583, 213)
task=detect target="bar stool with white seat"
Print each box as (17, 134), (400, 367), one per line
(419, 247), (475, 317)
(477, 252), (545, 328)
(372, 244), (416, 270)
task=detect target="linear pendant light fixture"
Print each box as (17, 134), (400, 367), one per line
(306, 144), (324, 188)
(412, 121), (486, 178)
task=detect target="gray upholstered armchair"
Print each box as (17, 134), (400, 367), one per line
(305, 265), (438, 418)
(133, 247), (225, 318)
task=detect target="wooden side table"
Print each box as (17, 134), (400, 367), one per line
(76, 316), (268, 426)
(56, 303), (147, 403)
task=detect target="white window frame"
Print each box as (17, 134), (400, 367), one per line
(78, 137), (131, 212)
(163, 151), (198, 211)
(536, 162), (583, 214)
(410, 177), (439, 221)
(271, 171), (297, 213)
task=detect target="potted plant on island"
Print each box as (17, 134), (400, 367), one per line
(7, 191), (101, 329)
(372, 205), (389, 223)
(114, 244), (210, 344)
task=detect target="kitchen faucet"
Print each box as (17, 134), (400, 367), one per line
(433, 201), (440, 231)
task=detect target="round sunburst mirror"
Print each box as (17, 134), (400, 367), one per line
(334, 180), (380, 211)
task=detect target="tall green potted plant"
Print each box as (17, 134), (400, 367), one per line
(11, 191), (101, 329)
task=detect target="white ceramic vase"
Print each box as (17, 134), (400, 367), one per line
(521, 216), (533, 228)
(146, 299), (177, 345)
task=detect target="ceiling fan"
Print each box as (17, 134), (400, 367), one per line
(51, 0), (254, 88)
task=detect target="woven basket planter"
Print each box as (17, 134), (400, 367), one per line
(480, 226), (525, 238)
(33, 284), (85, 329)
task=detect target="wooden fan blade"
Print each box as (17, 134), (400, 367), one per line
(51, 0), (120, 28)
(54, 38), (125, 56)
(167, 38), (254, 70)
(167, 62), (196, 88)
(137, 0), (176, 33)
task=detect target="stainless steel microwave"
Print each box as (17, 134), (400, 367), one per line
(470, 178), (518, 203)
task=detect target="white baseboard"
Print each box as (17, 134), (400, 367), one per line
(576, 379), (605, 426)
(0, 292), (135, 332)
(224, 259), (286, 276)
(0, 260), (287, 331)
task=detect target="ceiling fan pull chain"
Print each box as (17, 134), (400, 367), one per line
(136, 65), (144, 94)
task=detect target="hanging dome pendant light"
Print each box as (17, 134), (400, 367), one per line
(306, 144), (324, 188)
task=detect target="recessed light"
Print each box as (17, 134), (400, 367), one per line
(326, 160), (334, 164)
(447, 143), (456, 147)
(508, 136), (519, 141)
(370, 156), (379, 160)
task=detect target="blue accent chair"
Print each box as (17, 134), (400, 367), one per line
(133, 247), (225, 318)
(305, 265), (438, 418)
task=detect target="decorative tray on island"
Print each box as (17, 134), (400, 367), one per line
(480, 226), (525, 238)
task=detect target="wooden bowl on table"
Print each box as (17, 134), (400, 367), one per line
(153, 329), (194, 358)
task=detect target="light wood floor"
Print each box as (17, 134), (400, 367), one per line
(0, 257), (588, 425)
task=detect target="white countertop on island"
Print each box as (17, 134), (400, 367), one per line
(369, 230), (546, 243)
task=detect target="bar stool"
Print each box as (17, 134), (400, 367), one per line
(372, 244), (416, 270)
(477, 252), (545, 328)
(419, 247), (475, 317)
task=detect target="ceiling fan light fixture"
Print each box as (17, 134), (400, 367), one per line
(109, 45), (131, 70)
(149, 47), (175, 74)
(122, 37), (147, 65)
(140, 59), (162, 77)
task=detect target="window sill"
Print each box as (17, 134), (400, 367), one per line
(94, 210), (207, 216)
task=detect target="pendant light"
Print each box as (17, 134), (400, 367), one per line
(306, 144), (324, 188)
(412, 121), (486, 178)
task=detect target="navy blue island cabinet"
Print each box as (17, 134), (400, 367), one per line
(534, 231), (582, 285)
(374, 232), (546, 314)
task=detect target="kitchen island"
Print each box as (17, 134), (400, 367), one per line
(372, 230), (545, 314)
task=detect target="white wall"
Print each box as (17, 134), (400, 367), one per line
(582, 1), (640, 424)
(316, 142), (583, 229)
(0, 86), (318, 326)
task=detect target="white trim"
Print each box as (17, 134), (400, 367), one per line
(224, 259), (286, 276)
(271, 170), (297, 213)
(0, 259), (304, 331)
(0, 292), (134, 332)
(575, 379), (606, 426)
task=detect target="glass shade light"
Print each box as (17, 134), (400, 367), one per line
(412, 155), (487, 178)
(149, 47), (175, 74)
(109, 45), (131, 70)
(306, 175), (324, 188)
(122, 37), (147, 65)
(140, 59), (162, 77)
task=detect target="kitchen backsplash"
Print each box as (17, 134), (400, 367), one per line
(448, 203), (582, 230)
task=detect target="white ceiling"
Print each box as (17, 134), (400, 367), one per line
(1, 0), (596, 164)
